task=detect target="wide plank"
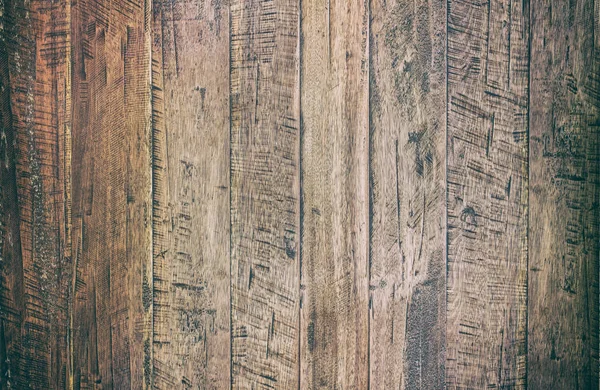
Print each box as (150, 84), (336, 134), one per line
(150, 0), (230, 387)
(528, 0), (600, 387)
(369, 0), (446, 387)
(70, 0), (153, 387)
(299, 0), (370, 388)
(0, 0), (72, 387)
(230, 0), (301, 387)
(446, 0), (529, 387)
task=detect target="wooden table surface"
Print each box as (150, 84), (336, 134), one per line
(0, 0), (598, 388)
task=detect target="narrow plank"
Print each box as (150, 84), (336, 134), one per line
(229, 0), (301, 387)
(299, 0), (370, 388)
(446, 0), (529, 388)
(0, 1), (27, 386)
(70, 0), (153, 387)
(0, 0), (72, 387)
(369, 0), (446, 387)
(150, 0), (230, 387)
(528, 0), (600, 387)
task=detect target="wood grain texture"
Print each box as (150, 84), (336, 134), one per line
(446, 0), (529, 388)
(528, 0), (600, 388)
(229, 0), (301, 387)
(369, 0), (446, 387)
(151, 0), (230, 388)
(70, 0), (153, 387)
(299, 0), (370, 388)
(0, 0), (72, 387)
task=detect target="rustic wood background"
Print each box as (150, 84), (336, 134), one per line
(0, 0), (598, 388)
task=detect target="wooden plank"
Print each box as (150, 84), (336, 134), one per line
(528, 0), (600, 387)
(150, 0), (230, 388)
(229, 0), (301, 387)
(70, 0), (153, 387)
(0, 0), (72, 387)
(446, 0), (529, 388)
(369, 0), (446, 387)
(299, 0), (370, 388)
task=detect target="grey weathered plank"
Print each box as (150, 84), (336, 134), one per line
(299, 0), (370, 388)
(446, 0), (529, 388)
(528, 0), (600, 388)
(0, 0), (72, 387)
(369, 0), (446, 387)
(150, 0), (231, 388)
(70, 0), (153, 387)
(230, 0), (301, 387)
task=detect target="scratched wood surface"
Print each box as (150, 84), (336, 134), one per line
(369, 0), (446, 387)
(528, 0), (600, 388)
(151, 0), (230, 388)
(0, 0), (598, 389)
(299, 0), (370, 388)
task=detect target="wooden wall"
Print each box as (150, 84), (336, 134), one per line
(0, 0), (598, 388)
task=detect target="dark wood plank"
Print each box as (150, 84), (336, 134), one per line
(446, 0), (529, 388)
(369, 0), (446, 387)
(0, 0), (72, 387)
(299, 0), (370, 388)
(70, 0), (153, 387)
(229, 0), (301, 387)
(528, 0), (600, 387)
(150, 0), (230, 387)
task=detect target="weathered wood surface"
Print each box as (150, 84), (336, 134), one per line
(0, 0), (72, 387)
(70, 0), (153, 387)
(446, 0), (530, 387)
(230, 0), (301, 388)
(369, 0), (446, 387)
(529, 0), (600, 388)
(0, 0), (599, 389)
(151, 0), (230, 388)
(300, 0), (370, 388)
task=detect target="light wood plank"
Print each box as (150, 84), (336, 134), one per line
(150, 0), (231, 387)
(70, 0), (153, 387)
(446, 0), (529, 388)
(299, 0), (370, 388)
(369, 0), (446, 387)
(528, 0), (600, 387)
(230, 0), (301, 387)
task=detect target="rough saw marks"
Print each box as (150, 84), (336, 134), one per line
(151, 0), (231, 388)
(528, 0), (600, 388)
(446, 0), (530, 388)
(0, 0), (72, 387)
(230, 0), (301, 388)
(299, 0), (370, 388)
(70, 0), (153, 387)
(369, 0), (446, 387)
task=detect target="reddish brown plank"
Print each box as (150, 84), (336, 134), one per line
(299, 0), (370, 388)
(0, 0), (72, 387)
(369, 0), (446, 387)
(70, 0), (153, 387)
(229, 0), (301, 388)
(150, 0), (231, 388)
(528, 0), (600, 387)
(446, 0), (529, 388)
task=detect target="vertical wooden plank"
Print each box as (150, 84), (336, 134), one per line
(70, 0), (153, 387)
(230, 0), (301, 387)
(0, 1), (26, 387)
(150, 0), (231, 387)
(369, 0), (446, 387)
(0, 0), (72, 387)
(446, 0), (529, 388)
(299, 0), (370, 388)
(528, 0), (600, 387)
